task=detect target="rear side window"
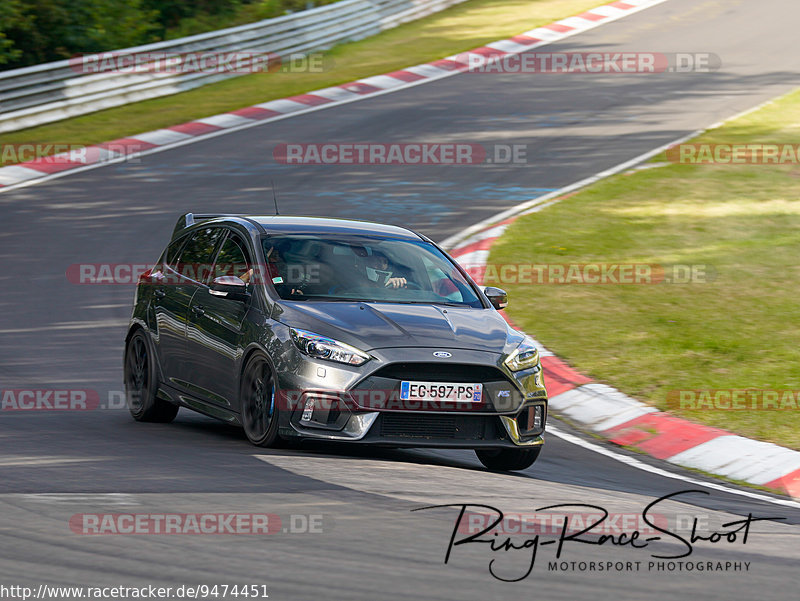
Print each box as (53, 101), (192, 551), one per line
(213, 234), (253, 282)
(164, 235), (189, 270)
(175, 227), (224, 283)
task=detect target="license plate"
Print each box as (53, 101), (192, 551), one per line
(400, 381), (482, 403)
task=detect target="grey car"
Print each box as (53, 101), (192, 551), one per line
(125, 214), (548, 471)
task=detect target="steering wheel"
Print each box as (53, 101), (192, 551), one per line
(388, 280), (421, 291)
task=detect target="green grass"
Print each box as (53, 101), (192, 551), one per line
(163, 1), (342, 40)
(491, 88), (800, 450)
(0, 0), (603, 166)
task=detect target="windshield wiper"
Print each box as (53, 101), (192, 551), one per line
(373, 300), (472, 307)
(431, 302), (472, 307)
(283, 296), (377, 303)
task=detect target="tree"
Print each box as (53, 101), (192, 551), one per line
(0, 0), (161, 69)
(0, 0), (33, 66)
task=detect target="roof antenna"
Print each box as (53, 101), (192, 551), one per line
(271, 180), (280, 215)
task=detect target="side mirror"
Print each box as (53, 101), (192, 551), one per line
(210, 275), (251, 302)
(484, 286), (508, 310)
(140, 268), (164, 284)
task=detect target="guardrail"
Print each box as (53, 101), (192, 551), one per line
(0, 0), (467, 134)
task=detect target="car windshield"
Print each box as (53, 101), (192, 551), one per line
(261, 234), (483, 308)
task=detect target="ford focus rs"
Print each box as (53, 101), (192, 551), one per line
(124, 214), (548, 470)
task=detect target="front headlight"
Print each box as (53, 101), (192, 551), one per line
(290, 328), (371, 366)
(504, 336), (541, 372)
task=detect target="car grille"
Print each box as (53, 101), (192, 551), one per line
(354, 362), (522, 413)
(378, 413), (494, 440)
(373, 362), (506, 382)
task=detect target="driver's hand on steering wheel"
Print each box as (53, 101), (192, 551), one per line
(385, 277), (407, 288)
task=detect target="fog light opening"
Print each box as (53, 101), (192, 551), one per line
(297, 393), (347, 429)
(517, 403), (545, 437)
(301, 398), (315, 422)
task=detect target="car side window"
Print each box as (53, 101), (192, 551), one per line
(165, 235), (189, 271)
(213, 234), (253, 283)
(420, 255), (467, 303)
(175, 227), (224, 284)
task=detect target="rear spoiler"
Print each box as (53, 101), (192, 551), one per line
(171, 213), (242, 239)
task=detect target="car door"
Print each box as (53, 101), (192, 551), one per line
(152, 226), (224, 393)
(184, 230), (253, 408)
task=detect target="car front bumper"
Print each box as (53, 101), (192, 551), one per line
(276, 346), (548, 448)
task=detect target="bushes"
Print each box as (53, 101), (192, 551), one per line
(0, 0), (32, 66)
(0, 0), (161, 68)
(0, 0), (339, 70)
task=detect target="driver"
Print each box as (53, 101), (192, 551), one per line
(266, 244), (303, 296)
(366, 251), (408, 289)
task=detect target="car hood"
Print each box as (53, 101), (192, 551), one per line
(274, 301), (517, 354)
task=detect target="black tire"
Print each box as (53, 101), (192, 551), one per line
(124, 330), (179, 423)
(240, 353), (282, 447)
(475, 446), (541, 471)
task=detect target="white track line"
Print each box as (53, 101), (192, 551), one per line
(440, 128), (704, 249)
(440, 93), (791, 249)
(442, 90), (800, 508)
(548, 425), (800, 509)
(0, 0), (672, 196)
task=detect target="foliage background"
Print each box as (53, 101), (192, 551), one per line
(0, 0), (338, 70)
